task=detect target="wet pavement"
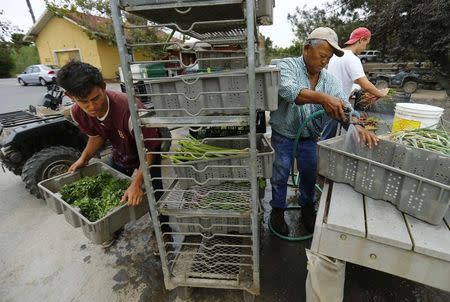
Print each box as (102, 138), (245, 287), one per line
(1, 151), (449, 302)
(100, 183), (450, 302)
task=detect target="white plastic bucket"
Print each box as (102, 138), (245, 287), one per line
(391, 103), (444, 132)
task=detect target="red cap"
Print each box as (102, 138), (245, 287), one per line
(344, 27), (372, 45)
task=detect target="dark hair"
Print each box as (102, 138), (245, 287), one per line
(56, 60), (104, 98)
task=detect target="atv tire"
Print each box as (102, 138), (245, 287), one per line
(403, 81), (418, 94)
(22, 146), (81, 198)
(375, 79), (389, 90)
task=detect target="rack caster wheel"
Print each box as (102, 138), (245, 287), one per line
(243, 291), (255, 302)
(176, 287), (193, 301)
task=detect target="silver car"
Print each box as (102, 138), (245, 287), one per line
(17, 64), (60, 86)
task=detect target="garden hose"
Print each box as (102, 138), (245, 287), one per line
(269, 109), (325, 241)
(268, 206), (313, 241)
(269, 107), (360, 240)
(290, 109), (326, 187)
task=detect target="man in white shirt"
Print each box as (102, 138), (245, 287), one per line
(322, 27), (389, 139)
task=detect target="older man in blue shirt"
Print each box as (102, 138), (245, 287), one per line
(269, 27), (378, 235)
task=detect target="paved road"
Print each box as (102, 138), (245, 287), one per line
(0, 78), (122, 114)
(0, 78), (48, 113)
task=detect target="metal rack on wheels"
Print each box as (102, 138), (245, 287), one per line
(110, 0), (277, 300)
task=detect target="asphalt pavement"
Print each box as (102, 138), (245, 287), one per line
(0, 78), (122, 113)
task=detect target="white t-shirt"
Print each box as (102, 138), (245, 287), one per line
(327, 49), (366, 100)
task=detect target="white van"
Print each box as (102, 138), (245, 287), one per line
(357, 50), (381, 63)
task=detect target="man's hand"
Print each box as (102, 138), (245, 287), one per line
(355, 125), (379, 149)
(379, 88), (389, 97)
(68, 157), (88, 173)
(121, 182), (144, 206)
(321, 95), (346, 121)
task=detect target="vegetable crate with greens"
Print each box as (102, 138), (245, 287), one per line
(38, 162), (149, 244)
(163, 134), (274, 189)
(144, 67), (280, 117)
(318, 136), (450, 225)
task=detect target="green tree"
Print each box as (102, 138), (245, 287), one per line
(11, 45), (40, 75)
(287, 3), (364, 46)
(0, 10), (19, 42)
(264, 37), (303, 63)
(11, 33), (31, 49)
(0, 46), (14, 77)
(0, 10), (16, 77)
(288, 0), (450, 91)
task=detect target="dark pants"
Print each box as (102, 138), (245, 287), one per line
(320, 119), (339, 140)
(112, 154), (170, 233)
(270, 131), (318, 209)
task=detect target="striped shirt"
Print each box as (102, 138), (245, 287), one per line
(269, 56), (350, 139)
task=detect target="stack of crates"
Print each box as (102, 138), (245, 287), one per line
(111, 0), (278, 300)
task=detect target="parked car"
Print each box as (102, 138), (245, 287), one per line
(358, 50), (381, 63)
(17, 64), (60, 86)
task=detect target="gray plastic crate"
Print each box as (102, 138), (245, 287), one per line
(173, 134), (274, 188)
(145, 67), (280, 116)
(255, 0), (274, 25)
(197, 50), (260, 69)
(38, 162), (149, 244)
(318, 136), (450, 225)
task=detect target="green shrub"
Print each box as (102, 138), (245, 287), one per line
(0, 46), (14, 78)
(11, 46), (40, 75)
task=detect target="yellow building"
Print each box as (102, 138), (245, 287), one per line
(25, 10), (123, 80)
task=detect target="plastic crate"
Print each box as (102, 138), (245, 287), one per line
(255, 0), (274, 25)
(318, 136), (450, 225)
(196, 50), (260, 70)
(145, 67), (280, 116)
(173, 134), (274, 189)
(38, 162), (149, 244)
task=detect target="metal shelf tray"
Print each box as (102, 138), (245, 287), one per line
(167, 234), (254, 289)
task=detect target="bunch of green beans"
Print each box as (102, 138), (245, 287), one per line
(389, 128), (450, 155)
(162, 135), (248, 163)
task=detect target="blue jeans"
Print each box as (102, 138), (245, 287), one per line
(270, 131), (318, 209)
(320, 119), (339, 140)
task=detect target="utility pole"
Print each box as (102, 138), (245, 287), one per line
(26, 0), (36, 24)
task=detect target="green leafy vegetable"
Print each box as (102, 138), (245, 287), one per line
(59, 173), (130, 222)
(387, 88), (397, 97)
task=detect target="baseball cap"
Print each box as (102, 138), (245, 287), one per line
(306, 27), (344, 57)
(344, 27), (372, 45)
